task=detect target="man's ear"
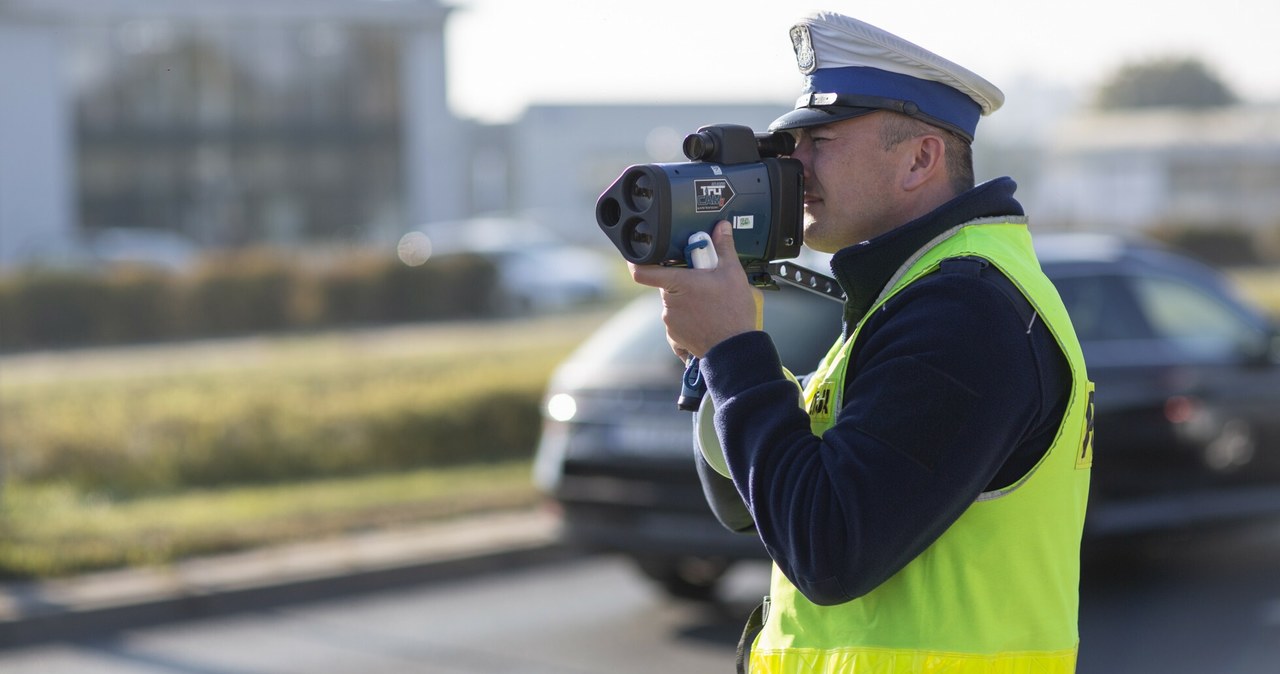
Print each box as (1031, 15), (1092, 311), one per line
(901, 134), (946, 192)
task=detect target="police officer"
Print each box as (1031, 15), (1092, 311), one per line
(630, 11), (1094, 674)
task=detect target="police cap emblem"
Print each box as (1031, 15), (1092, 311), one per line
(790, 24), (816, 74)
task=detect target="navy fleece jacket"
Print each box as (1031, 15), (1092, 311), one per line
(696, 178), (1071, 605)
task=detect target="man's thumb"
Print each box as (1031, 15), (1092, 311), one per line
(713, 220), (737, 257)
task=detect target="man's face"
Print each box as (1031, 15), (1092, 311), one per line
(787, 112), (913, 253)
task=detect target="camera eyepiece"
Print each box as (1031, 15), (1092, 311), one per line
(754, 131), (795, 158)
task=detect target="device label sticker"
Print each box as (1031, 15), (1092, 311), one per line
(694, 178), (735, 212)
(733, 215), (754, 229)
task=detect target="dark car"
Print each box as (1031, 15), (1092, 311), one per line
(1036, 234), (1280, 534)
(532, 234), (1280, 598)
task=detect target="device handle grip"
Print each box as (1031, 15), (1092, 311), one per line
(677, 231), (717, 412)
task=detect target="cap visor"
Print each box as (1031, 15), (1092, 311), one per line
(768, 105), (878, 132)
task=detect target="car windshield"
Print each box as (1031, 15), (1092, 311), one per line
(1130, 273), (1267, 359)
(569, 293), (673, 368)
(1050, 273), (1153, 342)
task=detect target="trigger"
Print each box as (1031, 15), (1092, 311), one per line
(683, 237), (710, 268)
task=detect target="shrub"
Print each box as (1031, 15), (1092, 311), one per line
(317, 256), (387, 326)
(0, 270), (110, 349)
(100, 266), (179, 343)
(0, 317), (586, 497)
(314, 252), (500, 326)
(177, 251), (302, 337)
(0, 266), (178, 349)
(0, 248), (504, 352)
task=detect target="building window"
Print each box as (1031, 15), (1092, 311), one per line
(71, 20), (404, 246)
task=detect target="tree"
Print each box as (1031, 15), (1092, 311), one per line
(1094, 57), (1238, 110)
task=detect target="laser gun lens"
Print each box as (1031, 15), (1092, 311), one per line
(597, 197), (621, 228)
(625, 171), (654, 212)
(622, 218), (653, 262)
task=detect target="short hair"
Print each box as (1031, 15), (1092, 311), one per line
(878, 112), (975, 195)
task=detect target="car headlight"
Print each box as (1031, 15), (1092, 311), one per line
(546, 393), (578, 422)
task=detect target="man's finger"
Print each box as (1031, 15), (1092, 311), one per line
(712, 220), (738, 259)
(629, 261), (681, 289)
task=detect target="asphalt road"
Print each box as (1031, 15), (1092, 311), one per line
(1077, 521), (1280, 672)
(3, 522), (1280, 673)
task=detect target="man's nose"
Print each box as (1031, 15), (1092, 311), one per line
(790, 141), (814, 180)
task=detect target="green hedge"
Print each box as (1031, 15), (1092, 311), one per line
(8, 387), (544, 496)
(0, 317), (584, 498)
(0, 250), (501, 351)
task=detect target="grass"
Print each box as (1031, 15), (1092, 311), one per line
(0, 461), (539, 579)
(0, 307), (622, 579)
(0, 310), (620, 494)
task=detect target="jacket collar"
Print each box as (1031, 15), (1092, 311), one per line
(830, 177), (1024, 330)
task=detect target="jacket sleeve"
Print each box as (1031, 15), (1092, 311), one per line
(699, 274), (1066, 605)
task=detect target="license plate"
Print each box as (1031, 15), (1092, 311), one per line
(609, 420), (694, 456)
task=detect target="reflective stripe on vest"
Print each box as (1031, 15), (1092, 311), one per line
(751, 220), (1093, 673)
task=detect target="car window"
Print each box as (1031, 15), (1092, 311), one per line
(1051, 274), (1152, 342)
(1130, 274), (1264, 359)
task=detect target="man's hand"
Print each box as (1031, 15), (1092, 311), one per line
(629, 221), (764, 361)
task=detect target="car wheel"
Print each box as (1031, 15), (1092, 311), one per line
(631, 555), (732, 602)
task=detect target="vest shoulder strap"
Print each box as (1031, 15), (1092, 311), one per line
(937, 255), (1038, 332)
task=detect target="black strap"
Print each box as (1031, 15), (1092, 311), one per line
(735, 598), (768, 674)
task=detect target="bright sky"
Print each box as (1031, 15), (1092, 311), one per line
(445, 0), (1280, 124)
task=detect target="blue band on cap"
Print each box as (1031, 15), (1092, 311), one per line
(803, 66), (982, 138)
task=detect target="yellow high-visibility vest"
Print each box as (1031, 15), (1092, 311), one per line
(751, 220), (1094, 673)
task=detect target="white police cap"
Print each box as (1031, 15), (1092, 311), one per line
(770, 12), (1004, 141)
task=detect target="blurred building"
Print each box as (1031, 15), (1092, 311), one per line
(1034, 105), (1280, 235)
(0, 0), (461, 266)
(0, 0), (800, 267)
(5, 1), (1273, 269)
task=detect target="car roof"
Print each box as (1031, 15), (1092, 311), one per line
(1034, 231), (1273, 327)
(1033, 232), (1132, 264)
(1034, 232), (1219, 279)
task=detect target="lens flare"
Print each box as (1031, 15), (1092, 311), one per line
(397, 231), (432, 266)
